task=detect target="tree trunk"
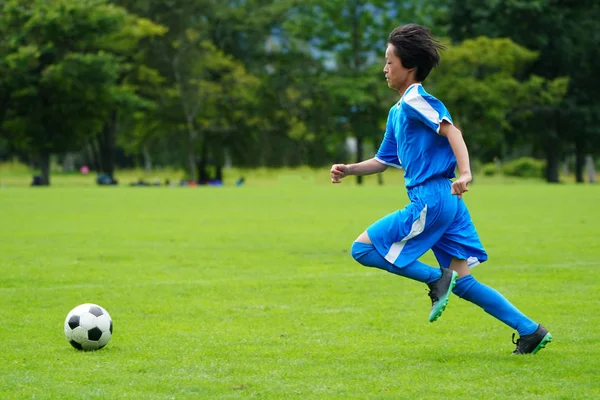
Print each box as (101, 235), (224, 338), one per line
(143, 145), (152, 173)
(186, 118), (199, 183)
(375, 138), (384, 185)
(87, 142), (101, 172)
(545, 145), (560, 183)
(39, 149), (51, 186)
(62, 153), (76, 173)
(188, 148), (197, 182)
(351, 3), (363, 186)
(196, 143), (209, 184)
(355, 136), (364, 185)
(214, 145), (224, 182)
(574, 141), (585, 183)
(99, 110), (117, 180)
(585, 155), (596, 183)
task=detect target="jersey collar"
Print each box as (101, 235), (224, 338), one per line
(397, 83), (421, 107)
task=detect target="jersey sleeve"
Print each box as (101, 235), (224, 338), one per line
(403, 86), (453, 134)
(374, 109), (402, 169)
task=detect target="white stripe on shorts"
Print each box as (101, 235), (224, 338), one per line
(467, 256), (480, 268)
(384, 205), (428, 264)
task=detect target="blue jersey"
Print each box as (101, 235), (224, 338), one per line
(375, 83), (456, 189)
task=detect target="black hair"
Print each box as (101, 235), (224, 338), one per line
(387, 24), (445, 82)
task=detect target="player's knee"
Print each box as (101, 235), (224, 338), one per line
(351, 241), (374, 266)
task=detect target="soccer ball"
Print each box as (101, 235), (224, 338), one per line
(64, 303), (113, 351)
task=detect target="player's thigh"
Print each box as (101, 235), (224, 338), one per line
(432, 200), (488, 269)
(366, 200), (450, 267)
(431, 246), (470, 277)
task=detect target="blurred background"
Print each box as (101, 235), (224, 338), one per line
(0, 0), (598, 187)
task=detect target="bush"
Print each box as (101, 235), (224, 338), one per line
(502, 157), (546, 178)
(481, 162), (500, 176)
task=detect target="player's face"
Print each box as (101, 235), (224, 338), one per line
(383, 44), (412, 91)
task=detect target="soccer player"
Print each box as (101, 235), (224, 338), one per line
(330, 24), (552, 355)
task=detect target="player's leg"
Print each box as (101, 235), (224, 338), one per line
(350, 194), (458, 322)
(351, 232), (442, 284)
(450, 261), (551, 354)
(432, 201), (552, 353)
(433, 217), (540, 337)
(351, 235), (456, 322)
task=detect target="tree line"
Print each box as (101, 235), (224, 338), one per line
(1, 0), (598, 185)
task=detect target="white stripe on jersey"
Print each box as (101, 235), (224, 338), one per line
(384, 205), (428, 263)
(403, 85), (439, 124)
(374, 157), (403, 169)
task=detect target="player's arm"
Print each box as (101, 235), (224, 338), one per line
(330, 158), (388, 183)
(439, 121), (471, 197)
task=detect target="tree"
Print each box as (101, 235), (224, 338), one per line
(283, 0), (399, 183)
(0, 0), (164, 185)
(430, 37), (568, 163)
(283, 0), (457, 183)
(116, 0), (289, 181)
(444, 0), (600, 182)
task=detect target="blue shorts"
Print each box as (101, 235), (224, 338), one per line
(366, 178), (487, 269)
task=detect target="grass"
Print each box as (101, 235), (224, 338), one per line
(0, 169), (599, 399)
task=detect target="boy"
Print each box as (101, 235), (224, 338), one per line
(330, 24), (551, 355)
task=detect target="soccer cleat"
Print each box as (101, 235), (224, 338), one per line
(512, 324), (552, 355)
(427, 268), (458, 322)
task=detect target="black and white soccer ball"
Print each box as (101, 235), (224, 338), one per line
(64, 303), (113, 351)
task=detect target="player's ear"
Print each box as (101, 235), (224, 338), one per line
(407, 67), (417, 79)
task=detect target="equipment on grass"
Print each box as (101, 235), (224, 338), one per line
(64, 303), (113, 351)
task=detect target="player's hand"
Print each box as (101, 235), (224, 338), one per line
(451, 173), (471, 198)
(330, 164), (350, 183)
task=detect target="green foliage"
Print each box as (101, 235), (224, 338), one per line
(445, 0), (600, 180)
(502, 157), (546, 178)
(0, 0), (598, 181)
(282, 0), (414, 169)
(0, 0), (164, 183)
(116, 1), (299, 177)
(481, 162), (500, 176)
(430, 36), (568, 161)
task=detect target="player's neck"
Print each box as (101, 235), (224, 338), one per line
(397, 80), (420, 96)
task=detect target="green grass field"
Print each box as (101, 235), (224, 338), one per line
(1, 170), (599, 399)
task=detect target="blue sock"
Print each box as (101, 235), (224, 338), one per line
(351, 242), (442, 284)
(452, 275), (538, 336)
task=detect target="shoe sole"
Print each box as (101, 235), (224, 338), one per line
(429, 270), (458, 323)
(532, 332), (553, 354)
